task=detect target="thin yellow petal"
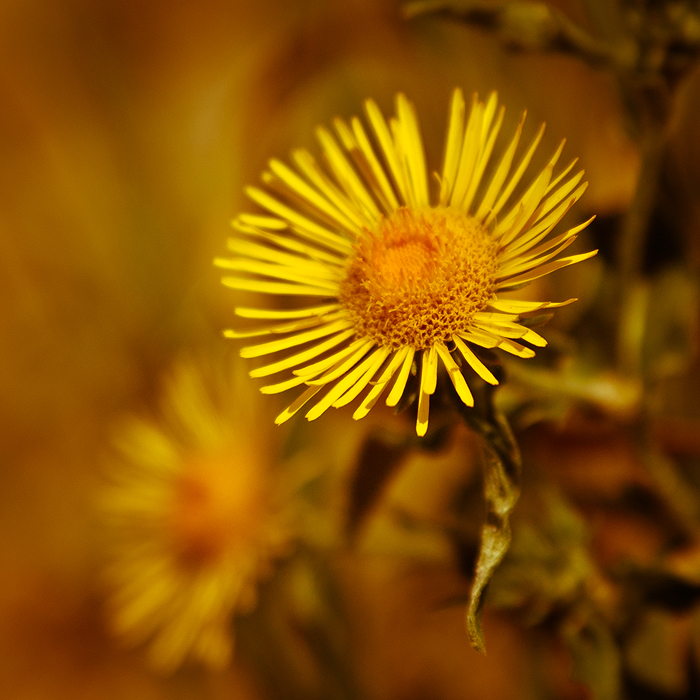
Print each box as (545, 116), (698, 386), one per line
(249, 329), (354, 378)
(487, 298), (575, 313)
(497, 235), (580, 279)
(545, 157), (579, 195)
(292, 147), (372, 230)
(218, 258), (340, 290)
(259, 337), (359, 395)
(464, 328), (536, 358)
(275, 385), (324, 424)
(462, 103), (505, 213)
(396, 93), (429, 207)
(333, 347), (390, 408)
(453, 336), (498, 385)
(480, 322), (547, 347)
(305, 338), (374, 385)
(225, 238), (340, 277)
(484, 121), (545, 227)
(268, 157), (363, 235)
(515, 215), (595, 262)
(496, 160), (554, 246)
(365, 98), (409, 204)
(450, 93), (482, 207)
(237, 213), (288, 230)
(239, 319), (353, 358)
(472, 314), (547, 346)
(436, 343), (474, 405)
(497, 139), (567, 240)
(497, 249), (599, 290)
(261, 373), (320, 394)
(458, 330), (500, 349)
(231, 218), (345, 266)
(474, 110), (525, 221)
(422, 345), (438, 395)
(439, 88), (466, 206)
(353, 346), (409, 420)
(494, 337), (537, 358)
(499, 192), (579, 263)
(316, 126), (381, 222)
(221, 277), (334, 297)
(305, 349), (381, 421)
(416, 359), (433, 437)
(294, 338), (367, 378)
(531, 171), (586, 226)
(224, 312), (340, 339)
(390, 116), (415, 208)
(385, 346), (416, 407)
(235, 304), (339, 320)
(246, 186), (353, 253)
(350, 115), (400, 213)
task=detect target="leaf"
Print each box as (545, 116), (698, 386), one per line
(487, 487), (592, 625)
(403, 0), (615, 68)
(564, 614), (622, 700)
(624, 609), (690, 696)
(643, 267), (700, 380)
(345, 422), (452, 539)
(345, 431), (414, 539)
(462, 408), (521, 651)
(445, 348), (521, 651)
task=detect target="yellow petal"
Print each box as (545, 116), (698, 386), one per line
(333, 347), (390, 408)
(276, 385), (324, 424)
(353, 346), (409, 420)
(453, 336), (498, 385)
(386, 347), (416, 407)
(436, 343), (475, 405)
(249, 329), (354, 378)
(239, 319), (353, 358)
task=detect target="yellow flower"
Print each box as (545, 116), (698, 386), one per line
(99, 358), (293, 673)
(217, 89), (596, 436)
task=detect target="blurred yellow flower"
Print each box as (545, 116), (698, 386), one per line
(99, 358), (294, 673)
(217, 89), (596, 436)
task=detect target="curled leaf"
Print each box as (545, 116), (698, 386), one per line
(458, 397), (521, 652)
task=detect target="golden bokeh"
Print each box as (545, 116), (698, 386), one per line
(3, 1), (700, 699)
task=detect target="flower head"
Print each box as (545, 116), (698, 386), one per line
(217, 89), (596, 436)
(99, 358), (294, 672)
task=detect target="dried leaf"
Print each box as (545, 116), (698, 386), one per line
(345, 432), (413, 539)
(403, 0), (615, 68)
(461, 407), (521, 651)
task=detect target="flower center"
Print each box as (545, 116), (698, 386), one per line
(169, 450), (267, 569)
(339, 207), (499, 350)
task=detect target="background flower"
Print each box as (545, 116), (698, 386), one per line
(99, 356), (295, 673)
